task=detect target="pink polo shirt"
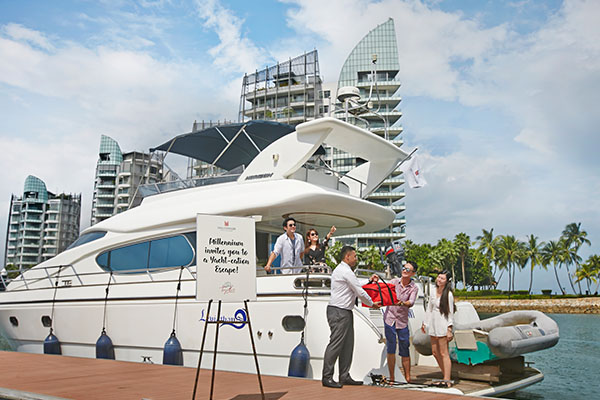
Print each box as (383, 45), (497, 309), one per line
(383, 278), (418, 329)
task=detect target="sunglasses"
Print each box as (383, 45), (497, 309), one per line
(310, 232), (318, 236)
(401, 266), (413, 273)
(287, 223), (296, 227)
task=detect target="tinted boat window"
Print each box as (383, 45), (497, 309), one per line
(110, 242), (149, 272)
(66, 231), (107, 250)
(96, 234), (194, 273)
(96, 252), (109, 268)
(149, 236), (193, 269)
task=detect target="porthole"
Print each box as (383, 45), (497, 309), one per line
(293, 277), (331, 289)
(282, 315), (305, 332)
(9, 316), (18, 327)
(41, 315), (52, 328)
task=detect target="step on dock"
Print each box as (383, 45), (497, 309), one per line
(0, 351), (467, 400)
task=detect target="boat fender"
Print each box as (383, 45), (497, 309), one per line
(43, 329), (61, 355)
(412, 329), (432, 356)
(96, 328), (115, 360)
(163, 331), (183, 366)
(288, 338), (310, 377)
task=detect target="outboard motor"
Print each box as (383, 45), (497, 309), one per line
(43, 329), (61, 355)
(96, 328), (115, 359)
(163, 331), (183, 366)
(288, 338), (310, 377)
(385, 240), (405, 276)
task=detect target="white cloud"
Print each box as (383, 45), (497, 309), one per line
(2, 23), (54, 51)
(195, 0), (269, 74)
(282, 0), (508, 98)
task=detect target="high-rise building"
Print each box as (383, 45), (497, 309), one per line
(239, 50), (323, 125)
(91, 135), (165, 225)
(237, 20), (406, 249)
(4, 175), (81, 272)
(325, 18), (406, 248)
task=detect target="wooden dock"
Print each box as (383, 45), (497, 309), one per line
(0, 351), (468, 400)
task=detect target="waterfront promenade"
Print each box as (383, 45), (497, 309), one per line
(463, 297), (600, 314)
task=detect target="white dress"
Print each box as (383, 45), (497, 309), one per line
(424, 292), (454, 337)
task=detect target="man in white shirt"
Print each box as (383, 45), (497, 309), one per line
(322, 246), (380, 388)
(264, 217), (304, 274)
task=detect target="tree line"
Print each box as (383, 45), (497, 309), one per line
(327, 222), (599, 295)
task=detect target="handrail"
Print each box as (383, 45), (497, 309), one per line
(2, 263), (333, 293)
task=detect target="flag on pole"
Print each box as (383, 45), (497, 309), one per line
(400, 155), (427, 188)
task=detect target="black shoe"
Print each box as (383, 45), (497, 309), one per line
(322, 378), (343, 388)
(341, 377), (363, 386)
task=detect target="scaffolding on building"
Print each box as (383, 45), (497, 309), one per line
(239, 50), (323, 125)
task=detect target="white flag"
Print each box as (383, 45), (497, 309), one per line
(400, 155), (427, 188)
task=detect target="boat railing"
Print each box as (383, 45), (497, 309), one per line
(137, 173), (242, 199)
(3, 263), (336, 293)
(2, 264), (198, 293)
(292, 161), (366, 196)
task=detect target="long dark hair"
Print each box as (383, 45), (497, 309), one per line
(437, 270), (455, 318)
(305, 229), (320, 249)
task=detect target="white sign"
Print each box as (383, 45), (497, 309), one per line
(196, 214), (256, 302)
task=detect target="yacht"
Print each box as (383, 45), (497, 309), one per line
(0, 117), (555, 396)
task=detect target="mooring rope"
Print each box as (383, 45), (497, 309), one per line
(101, 271), (113, 333)
(49, 266), (63, 334)
(171, 266), (184, 334)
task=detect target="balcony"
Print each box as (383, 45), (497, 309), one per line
(391, 204), (406, 212)
(383, 177), (405, 185)
(97, 183), (116, 189)
(356, 80), (401, 90)
(368, 191), (405, 199)
(393, 217), (407, 225)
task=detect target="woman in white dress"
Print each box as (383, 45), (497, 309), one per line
(421, 271), (455, 387)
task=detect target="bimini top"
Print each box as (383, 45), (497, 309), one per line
(150, 120), (296, 171)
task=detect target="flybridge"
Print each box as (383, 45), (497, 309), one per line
(139, 117), (409, 200)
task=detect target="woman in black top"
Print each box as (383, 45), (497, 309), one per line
(304, 226), (336, 270)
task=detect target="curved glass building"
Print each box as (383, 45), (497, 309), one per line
(331, 18), (406, 248)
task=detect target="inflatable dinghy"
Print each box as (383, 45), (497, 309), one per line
(413, 302), (559, 365)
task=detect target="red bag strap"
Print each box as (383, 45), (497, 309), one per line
(370, 276), (394, 305)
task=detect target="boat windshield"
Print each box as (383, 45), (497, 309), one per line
(66, 231), (107, 250)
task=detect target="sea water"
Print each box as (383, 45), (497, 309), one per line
(480, 313), (600, 400)
(0, 314), (598, 399)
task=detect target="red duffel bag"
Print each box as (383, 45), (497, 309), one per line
(362, 277), (397, 307)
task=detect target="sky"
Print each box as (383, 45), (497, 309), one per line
(1, 0), (599, 294)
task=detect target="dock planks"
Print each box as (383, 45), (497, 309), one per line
(0, 351), (467, 400)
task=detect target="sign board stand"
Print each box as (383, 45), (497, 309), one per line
(191, 299), (264, 400)
(192, 214), (262, 400)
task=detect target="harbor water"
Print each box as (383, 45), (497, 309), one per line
(481, 313), (600, 400)
(0, 313), (598, 399)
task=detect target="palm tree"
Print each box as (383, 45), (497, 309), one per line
(454, 233), (471, 290)
(497, 235), (522, 294)
(575, 255), (600, 294)
(476, 229), (498, 288)
(561, 223), (591, 294)
(523, 235), (545, 294)
(541, 240), (566, 295)
(429, 238), (458, 281)
(561, 240), (581, 294)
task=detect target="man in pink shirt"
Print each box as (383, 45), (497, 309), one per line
(372, 261), (418, 383)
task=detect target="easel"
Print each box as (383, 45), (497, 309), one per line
(191, 299), (265, 400)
